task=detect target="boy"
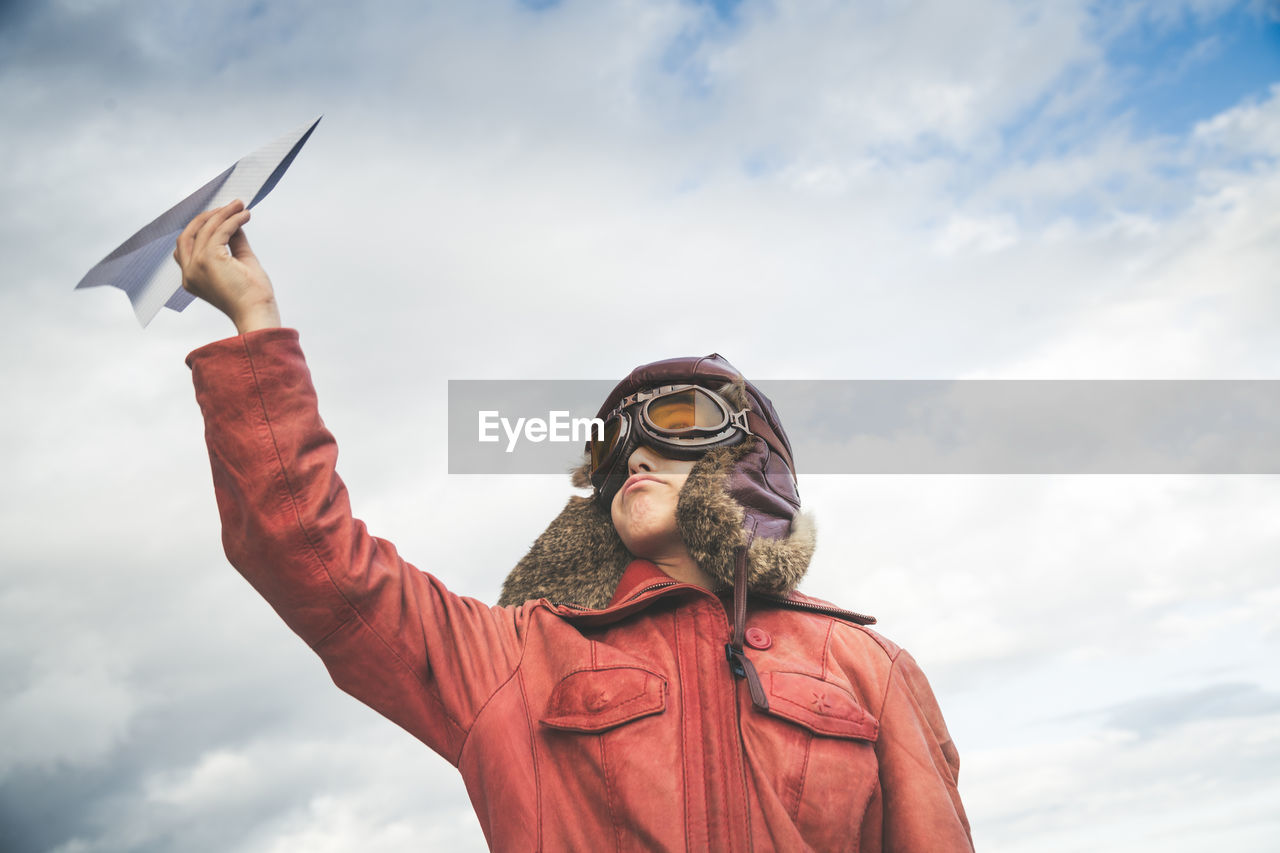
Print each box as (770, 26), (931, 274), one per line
(177, 200), (973, 851)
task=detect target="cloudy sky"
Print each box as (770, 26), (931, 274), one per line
(2, 0), (1278, 850)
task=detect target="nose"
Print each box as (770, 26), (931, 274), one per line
(627, 445), (661, 476)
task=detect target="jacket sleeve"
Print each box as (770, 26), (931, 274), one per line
(875, 648), (974, 852)
(186, 328), (524, 765)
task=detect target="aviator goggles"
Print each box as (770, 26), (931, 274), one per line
(589, 384), (752, 504)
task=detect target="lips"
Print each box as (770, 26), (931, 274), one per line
(621, 473), (662, 495)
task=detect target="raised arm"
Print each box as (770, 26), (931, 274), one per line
(177, 207), (526, 764)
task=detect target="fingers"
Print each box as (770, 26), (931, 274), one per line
(170, 198), (276, 331)
(207, 206), (252, 255)
(227, 226), (252, 260)
(192, 199), (247, 258)
(175, 206), (219, 268)
(174, 200), (247, 267)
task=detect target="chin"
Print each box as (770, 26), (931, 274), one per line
(619, 525), (683, 561)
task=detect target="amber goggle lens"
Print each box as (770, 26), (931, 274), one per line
(590, 387), (733, 476)
(645, 388), (725, 433)
(589, 416), (622, 472)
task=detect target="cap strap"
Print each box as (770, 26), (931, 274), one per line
(745, 411), (796, 479)
(725, 544), (769, 711)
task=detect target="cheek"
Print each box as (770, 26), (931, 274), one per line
(611, 491), (651, 534)
(610, 492), (625, 532)
(612, 489), (676, 548)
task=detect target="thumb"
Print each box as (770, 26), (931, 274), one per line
(228, 226), (255, 261)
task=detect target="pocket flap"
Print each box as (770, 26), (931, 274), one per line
(763, 671), (879, 741)
(541, 666), (667, 733)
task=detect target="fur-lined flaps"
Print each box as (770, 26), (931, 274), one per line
(714, 377), (751, 413)
(676, 444), (815, 594)
(502, 438), (816, 608)
(674, 446), (749, 583)
(497, 495), (631, 609)
(745, 512), (815, 594)
(501, 375), (813, 609)
(569, 459), (592, 490)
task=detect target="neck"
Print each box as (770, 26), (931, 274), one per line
(647, 550), (717, 591)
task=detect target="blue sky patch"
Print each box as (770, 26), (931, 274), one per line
(691, 0), (744, 23)
(1102, 1), (1280, 136)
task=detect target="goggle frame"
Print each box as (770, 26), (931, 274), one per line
(589, 384), (753, 505)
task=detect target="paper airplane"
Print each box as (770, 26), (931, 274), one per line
(76, 116), (322, 326)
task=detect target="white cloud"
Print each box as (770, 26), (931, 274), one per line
(699, 0), (1096, 152)
(2, 0), (1278, 850)
(1193, 81), (1280, 157)
(0, 651), (138, 777)
(146, 750), (257, 808)
(967, 713), (1280, 852)
(933, 213), (1021, 255)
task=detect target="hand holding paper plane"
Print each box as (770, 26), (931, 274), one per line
(76, 116), (321, 327)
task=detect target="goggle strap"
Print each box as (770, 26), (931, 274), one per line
(744, 410), (796, 480)
(610, 384), (689, 418)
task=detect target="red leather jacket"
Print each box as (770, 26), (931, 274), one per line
(187, 329), (973, 852)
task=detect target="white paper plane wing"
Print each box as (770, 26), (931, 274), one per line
(76, 116), (322, 327)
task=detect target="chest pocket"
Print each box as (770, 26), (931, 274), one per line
(761, 671), (879, 741)
(540, 666), (667, 733)
(747, 671), (880, 847)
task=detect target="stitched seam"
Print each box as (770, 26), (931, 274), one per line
(768, 673), (875, 739)
(769, 706), (872, 738)
(518, 670), (542, 850)
(791, 731), (812, 823)
(555, 687), (653, 715)
(600, 734), (622, 853)
(727, 631), (752, 851)
(708, 603), (730, 849)
(769, 675), (861, 710)
(855, 773), (879, 852)
(822, 620), (834, 681)
(854, 624), (900, 659)
(242, 340), (471, 743)
(771, 691), (860, 722)
(459, 617), (531, 757)
(675, 609), (694, 853)
(310, 619), (350, 647)
(245, 346), (350, 657)
(553, 663), (668, 681)
(540, 664), (668, 726)
(877, 647), (904, 720)
(707, 595), (750, 849)
(544, 691), (663, 728)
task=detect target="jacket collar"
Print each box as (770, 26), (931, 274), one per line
(607, 559), (677, 608)
(545, 560), (704, 627)
(552, 558), (877, 628)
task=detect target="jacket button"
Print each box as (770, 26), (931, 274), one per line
(745, 627), (772, 650)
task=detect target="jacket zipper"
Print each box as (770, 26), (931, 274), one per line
(552, 580), (681, 611)
(624, 580), (680, 603)
(752, 593), (877, 625)
(566, 582), (874, 626)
